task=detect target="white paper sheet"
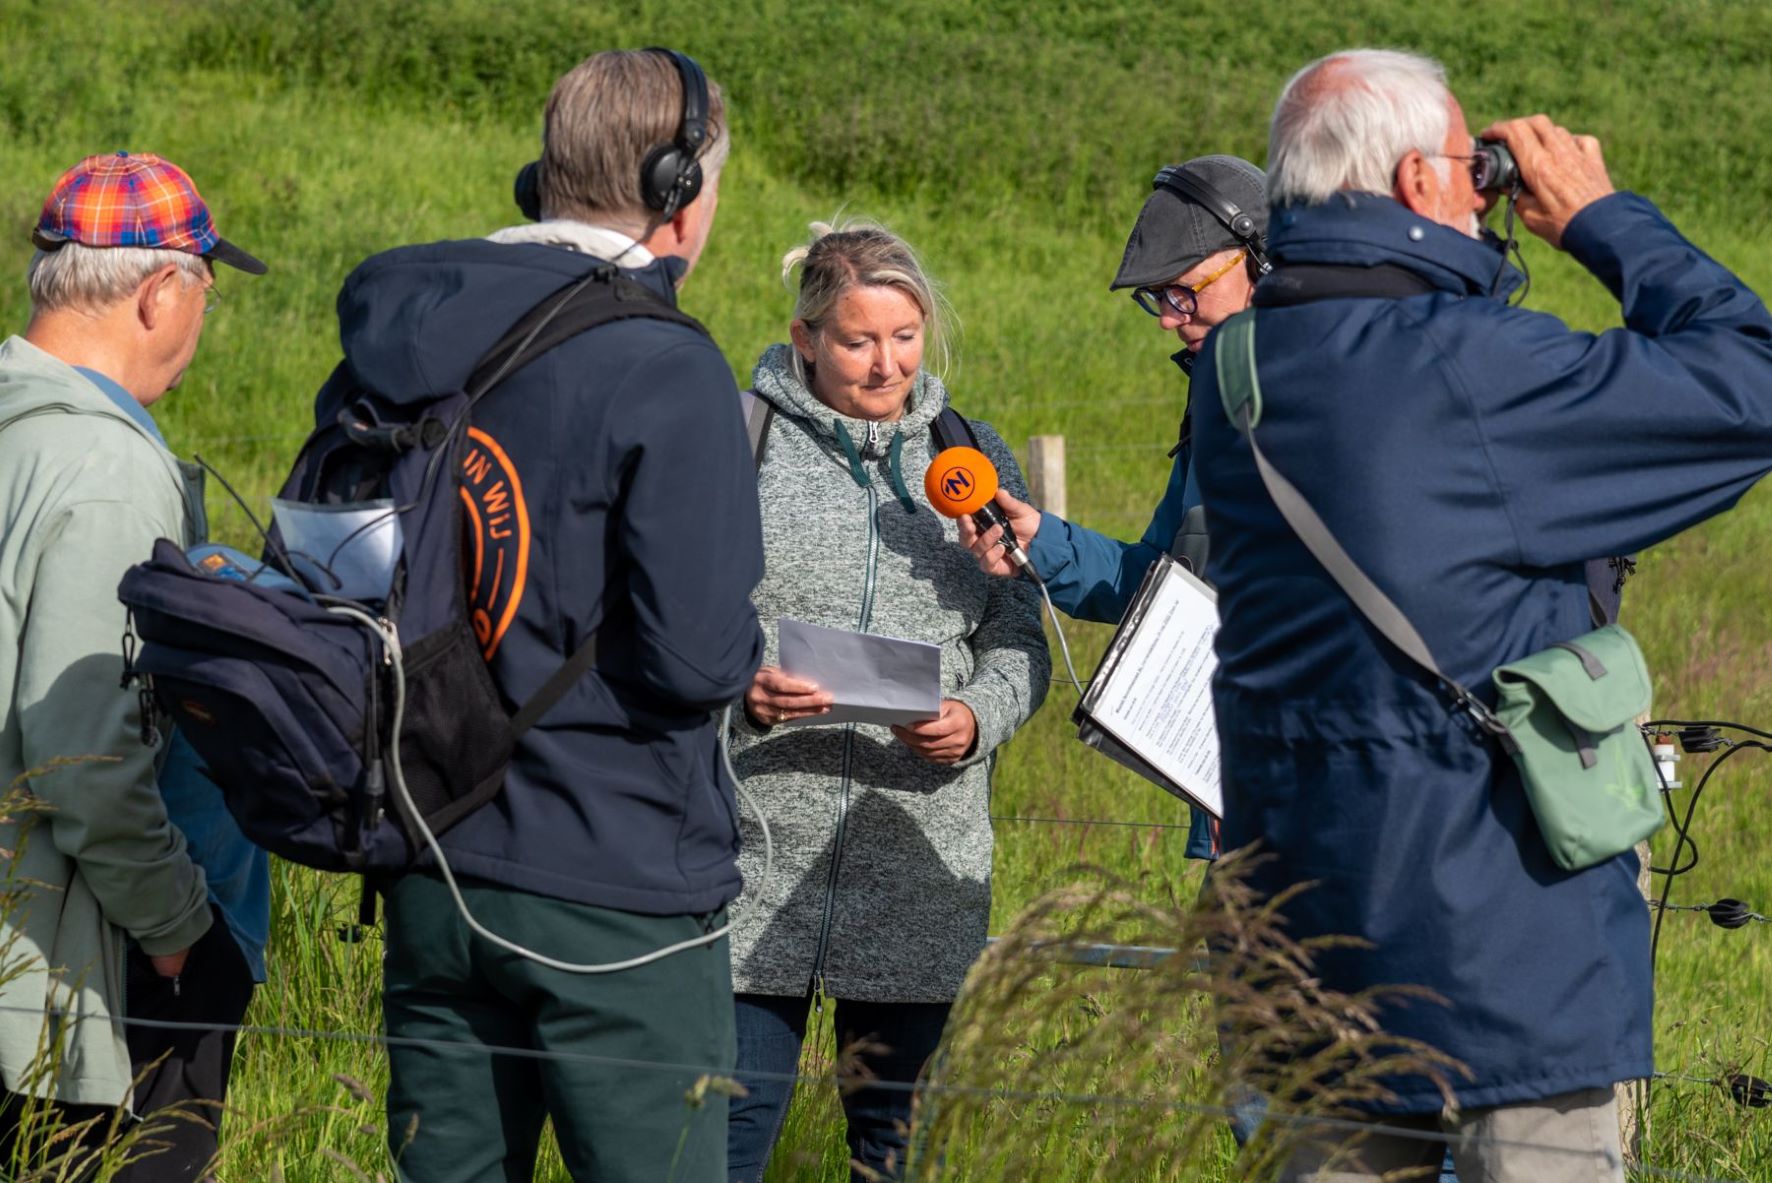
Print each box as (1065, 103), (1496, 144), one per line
(1076, 557), (1223, 817)
(776, 617), (942, 727)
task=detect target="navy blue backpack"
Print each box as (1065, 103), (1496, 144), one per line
(119, 265), (710, 875)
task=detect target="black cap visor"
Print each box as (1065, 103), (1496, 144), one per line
(207, 237), (268, 275)
(30, 226), (266, 275)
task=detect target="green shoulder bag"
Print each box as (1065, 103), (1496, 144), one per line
(1214, 312), (1664, 871)
(1490, 625), (1664, 869)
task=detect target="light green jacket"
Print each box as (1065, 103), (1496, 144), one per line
(0, 336), (212, 1106)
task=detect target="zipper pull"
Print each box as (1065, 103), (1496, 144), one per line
(119, 615), (138, 689)
(376, 618), (396, 665)
(170, 973), (181, 998)
(865, 420), (879, 456)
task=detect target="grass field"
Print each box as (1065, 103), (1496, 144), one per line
(1, 0), (1770, 1178)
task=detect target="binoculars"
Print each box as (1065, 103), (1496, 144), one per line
(1472, 139), (1522, 193)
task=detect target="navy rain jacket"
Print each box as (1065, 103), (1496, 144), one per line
(328, 238), (765, 915)
(1191, 191), (1772, 1112)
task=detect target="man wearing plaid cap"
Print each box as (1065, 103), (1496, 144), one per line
(0, 151), (266, 1181)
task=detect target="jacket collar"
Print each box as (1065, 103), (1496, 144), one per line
(0, 336), (204, 533)
(0, 336), (165, 448)
(750, 342), (946, 453)
(76, 365), (163, 444)
(1267, 192), (1523, 299)
(484, 219), (687, 301)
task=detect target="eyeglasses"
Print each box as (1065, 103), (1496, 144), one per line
(203, 282), (221, 316)
(1430, 140), (1512, 192)
(1132, 250), (1247, 319)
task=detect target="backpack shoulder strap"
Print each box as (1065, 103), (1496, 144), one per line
(929, 406), (981, 452)
(465, 267), (710, 406)
(511, 632), (598, 737)
(482, 269), (708, 735)
(742, 389), (776, 471)
(1214, 312), (1504, 736)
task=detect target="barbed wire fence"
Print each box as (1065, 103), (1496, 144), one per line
(2, 1004), (1755, 1183)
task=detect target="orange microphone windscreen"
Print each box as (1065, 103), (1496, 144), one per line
(924, 446), (999, 518)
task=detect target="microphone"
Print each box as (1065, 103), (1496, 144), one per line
(924, 446), (1035, 575)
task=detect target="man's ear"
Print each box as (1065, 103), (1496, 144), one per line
(667, 201), (695, 245)
(640, 206), (691, 259)
(1392, 149), (1438, 219)
(136, 264), (185, 331)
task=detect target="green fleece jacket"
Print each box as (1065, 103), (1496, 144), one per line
(0, 336), (212, 1106)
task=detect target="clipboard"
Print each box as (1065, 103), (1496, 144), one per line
(1072, 555), (1223, 818)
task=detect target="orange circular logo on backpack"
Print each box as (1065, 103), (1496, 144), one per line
(924, 446), (998, 517)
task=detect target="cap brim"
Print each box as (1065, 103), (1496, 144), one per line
(1109, 250), (1211, 292)
(207, 238), (267, 275)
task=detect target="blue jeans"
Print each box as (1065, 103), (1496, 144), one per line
(727, 994), (950, 1183)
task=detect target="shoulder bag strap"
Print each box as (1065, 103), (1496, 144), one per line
(1215, 313), (1506, 735)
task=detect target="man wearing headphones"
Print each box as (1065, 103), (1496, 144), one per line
(340, 50), (764, 1182)
(959, 153), (1268, 860)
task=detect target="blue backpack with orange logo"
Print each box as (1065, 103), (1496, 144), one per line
(118, 266), (708, 875)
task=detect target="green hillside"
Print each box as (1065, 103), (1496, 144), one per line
(0, 1), (1767, 1178)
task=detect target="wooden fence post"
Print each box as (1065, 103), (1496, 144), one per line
(1026, 434), (1067, 519)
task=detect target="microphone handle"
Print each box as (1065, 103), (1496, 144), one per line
(972, 502), (1033, 575)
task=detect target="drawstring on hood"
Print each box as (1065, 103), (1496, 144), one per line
(750, 342), (942, 515)
(833, 422), (869, 490)
(884, 430), (914, 512)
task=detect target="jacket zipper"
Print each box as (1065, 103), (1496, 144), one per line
(810, 479), (880, 1005)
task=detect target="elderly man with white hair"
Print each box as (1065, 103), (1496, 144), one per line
(1187, 49), (1772, 1180)
(0, 152), (267, 1180)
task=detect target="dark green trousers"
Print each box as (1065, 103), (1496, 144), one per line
(382, 873), (735, 1183)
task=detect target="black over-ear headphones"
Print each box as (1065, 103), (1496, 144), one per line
(1152, 166), (1272, 276)
(514, 48), (711, 222)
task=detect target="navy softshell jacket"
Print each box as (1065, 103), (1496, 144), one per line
(1191, 191), (1772, 1112)
(330, 239), (765, 915)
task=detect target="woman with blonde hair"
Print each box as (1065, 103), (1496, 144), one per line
(725, 221), (1049, 1181)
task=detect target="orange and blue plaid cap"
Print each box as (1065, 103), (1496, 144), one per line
(33, 151), (266, 275)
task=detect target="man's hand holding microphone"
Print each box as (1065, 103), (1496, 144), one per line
(956, 490), (1041, 579)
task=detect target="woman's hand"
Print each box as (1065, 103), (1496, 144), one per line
(956, 490), (1041, 578)
(745, 667), (832, 728)
(891, 699), (978, 765)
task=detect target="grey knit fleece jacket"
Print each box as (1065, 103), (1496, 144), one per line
(729, 344), (1050, 1003)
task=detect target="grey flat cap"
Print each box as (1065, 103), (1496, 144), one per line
(1110, 155), (1268, 290)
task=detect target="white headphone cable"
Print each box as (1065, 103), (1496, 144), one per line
(330, 605), (772, 974)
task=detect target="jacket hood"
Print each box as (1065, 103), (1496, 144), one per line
(750, 342), (948, 455)
(1268, 192), (1524, 299)
(334, 237), (686, 403)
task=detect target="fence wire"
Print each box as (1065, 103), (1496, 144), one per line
(0, 1005), (1747, 1183)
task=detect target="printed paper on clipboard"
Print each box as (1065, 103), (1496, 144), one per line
(1072, 555), (1223, 818)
